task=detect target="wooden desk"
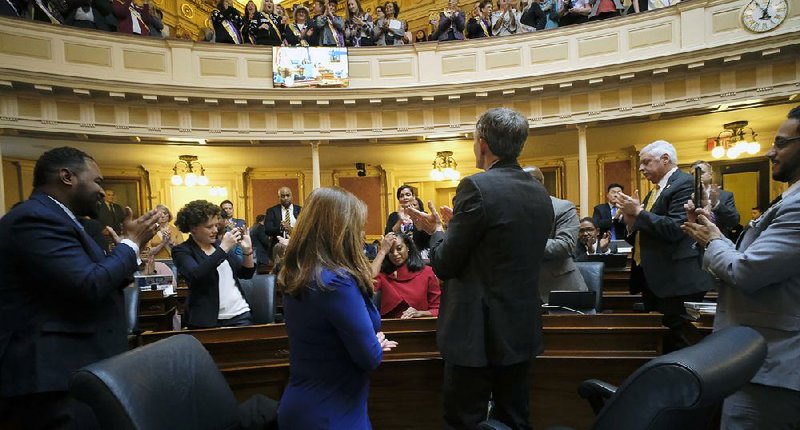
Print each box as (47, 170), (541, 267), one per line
(138, 314), (665, 429)
(137, 290), (177, 332)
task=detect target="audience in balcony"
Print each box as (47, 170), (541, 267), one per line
(311, 0), (344, 46)
(64, 0), (110, 30)
(250, 0), (284, 46)
(284, 5), (309, 46)
(492, 0), (518, 36)
(345, 0), (374, 46)
(4, 0), (685, 44)
(113, 0), (150, 35)
(148, 4), (163, 37)
(430, 0), (465, 41)
(374, 1), (407, 45)
(210, 0), (242, 43)
(466, 0), (493, 38)
(589, 0), (624, 20)
(557, 0), (591, 25)
(240, 0), (257, 43)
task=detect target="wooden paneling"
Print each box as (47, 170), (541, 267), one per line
(250, 178), (301, 220)
(337, 176), (384, 236)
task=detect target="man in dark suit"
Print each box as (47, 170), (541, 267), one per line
(592, 183), (627, 241)
(618, 140), (712, 352)
(690, 160), (741, 240)
(95, 188), (126, 233)
(574, 217), (617, 261)
(264, 187), (302, 255)
(250, 214), (271, 272)
(409, 108), (553, 429)
(0, 147), (158, 430)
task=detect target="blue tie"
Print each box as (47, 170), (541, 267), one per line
(610, 207), (617, 240)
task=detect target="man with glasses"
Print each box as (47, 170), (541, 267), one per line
(616, 140), (712, 352)
(683, 105), (800, 429)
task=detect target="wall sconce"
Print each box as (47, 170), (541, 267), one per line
(171, 155), (209, 187)
(430, 151), (460, 181)
(709, 121), (760, 160)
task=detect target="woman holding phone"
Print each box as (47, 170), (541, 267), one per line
(172, 200), (254, 329)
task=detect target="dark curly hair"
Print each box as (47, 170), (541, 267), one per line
(175, 200), (221, 233)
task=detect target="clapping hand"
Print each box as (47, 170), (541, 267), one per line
(406, 201), (443, 235)
(681, 208), (722, 248)
(598, 231), (611, 253)
(439, 205), (454, 225)
(616, 190), (642, 225)
(239, 228), (252, 255)
(121, 207), (160, 249)
(376, 331), (398, 352)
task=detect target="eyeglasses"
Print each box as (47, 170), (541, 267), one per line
(773, 136), (800, 149)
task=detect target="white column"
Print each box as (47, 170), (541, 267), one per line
(310, 141), (321, 190)
(576, 124), (589, 218)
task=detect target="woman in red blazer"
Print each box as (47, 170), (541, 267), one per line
(371, 232), (440, 318)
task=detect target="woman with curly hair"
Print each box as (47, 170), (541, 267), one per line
(277, 187), (398, 429)
(172, 200), (254, 329)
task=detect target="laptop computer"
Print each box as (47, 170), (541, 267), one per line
(543, 290), (597, 314)
(610, 239), (632, 253)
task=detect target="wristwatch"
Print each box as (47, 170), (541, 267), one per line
(704, 236), (723, 250)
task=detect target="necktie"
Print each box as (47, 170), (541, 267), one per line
(633, 185), (660, 266)
(283, 208), (290, 225)
(610, 207), (617, 240)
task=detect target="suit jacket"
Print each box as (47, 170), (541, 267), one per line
(96, 201), (125, 233)
(171, 237), (255, 328)
(0, 191), (137, 396)
(629, 170), (712, 297)
(112, 0), (149, 34)
(265, 203), (301, 255)
(704, 188), (800, 391)
(539, 197), (587, 302)
(592, 203), (627, 240)
(428, 159), (553, 367)
(712, 189), (740, 230)
(250, 223), (270, 266)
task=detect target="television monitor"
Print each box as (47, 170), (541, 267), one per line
(273, 46), (349, 88)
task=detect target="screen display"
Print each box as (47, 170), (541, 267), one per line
(273, 46), (349, 88)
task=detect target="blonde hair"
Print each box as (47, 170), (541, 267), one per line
(278, 187), (373, 297)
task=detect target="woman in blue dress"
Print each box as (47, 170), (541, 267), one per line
(277, 187), (398, 430)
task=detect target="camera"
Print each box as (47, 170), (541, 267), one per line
(356, 162), (367, 177)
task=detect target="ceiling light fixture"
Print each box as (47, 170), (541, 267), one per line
(171, 155), (209, 187)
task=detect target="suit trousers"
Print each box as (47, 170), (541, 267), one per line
(722, 383), (800, 430)
(443, 360), (531, 430)
(631, 264), (705, 353)
(0, 391), (99, 430)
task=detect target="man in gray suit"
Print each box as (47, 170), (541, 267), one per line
(525, 166), (587, 303)
(683, 105), (800, 429)
(617, 140), (712, 352)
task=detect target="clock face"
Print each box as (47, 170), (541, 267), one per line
(741, 0), (788, 33)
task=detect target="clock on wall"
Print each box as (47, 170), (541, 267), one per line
(741, 0), (788, 33)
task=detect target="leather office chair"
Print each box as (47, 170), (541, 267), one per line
(71, 334), (278, 430)
(238, 274), (276, 324)
(372, 289), (382, 314)
(480, 326), (767, 430)
(574, 261), (604, 313)
(122, 284), (140, 335)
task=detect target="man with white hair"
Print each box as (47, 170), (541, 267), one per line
(617, 140), (712, 352)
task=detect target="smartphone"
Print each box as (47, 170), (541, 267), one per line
(693, 166), (703, 209)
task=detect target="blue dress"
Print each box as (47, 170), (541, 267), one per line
(278, 268), (383, 429)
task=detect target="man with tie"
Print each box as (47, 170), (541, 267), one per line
(264, 187), (302, 256)
(95, 188), (126, 234)
(617, 140), (712, 352)
(592, 183), (626, 240)
(574, 217), (617, 261)
(682, 106), (800, 429)
(0, 147), (158, 429)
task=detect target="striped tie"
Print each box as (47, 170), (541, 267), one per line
(633, 185), (660, 266)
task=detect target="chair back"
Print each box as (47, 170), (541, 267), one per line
(591, 326), (767, 430)
(575, 261), (604, 312)
(70, 335), (241, 430)
(372, 289), (382, 314)
(240, 274), (276, 324)
(123, 284), (140, 335)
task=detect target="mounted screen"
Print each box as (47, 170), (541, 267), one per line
(273, 47), (349, 88)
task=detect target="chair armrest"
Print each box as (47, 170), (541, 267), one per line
(578, 379), (618, 415)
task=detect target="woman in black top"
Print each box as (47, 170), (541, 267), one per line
(211, 0), (243, 44)
(384, 185), (431, 255)
(240, 0), (258, 44)
(250, 0), (285, 46)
